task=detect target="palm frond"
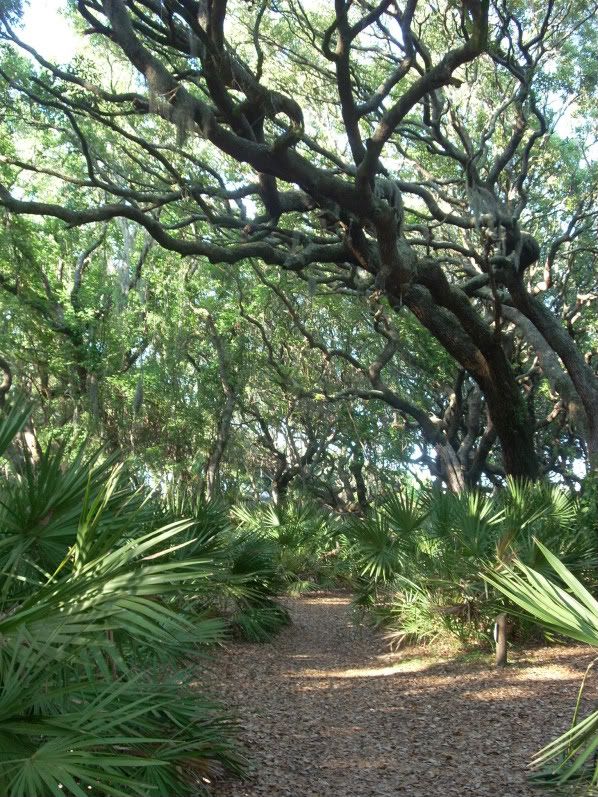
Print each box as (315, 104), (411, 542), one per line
(0, 399), (31, 459)
(486, 542), (598, 791)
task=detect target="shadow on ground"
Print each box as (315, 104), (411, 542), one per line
(203, 594), (595, 797)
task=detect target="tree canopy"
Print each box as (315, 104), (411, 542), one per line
(0, 0), (597, 500)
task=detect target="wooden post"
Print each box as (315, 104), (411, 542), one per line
(495, 612), (508, 667)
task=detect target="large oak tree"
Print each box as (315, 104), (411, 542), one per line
(0, 0), (597, 479)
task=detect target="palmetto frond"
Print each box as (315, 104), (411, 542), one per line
(0, 445), (151, 601)
(0, 649), (244, 797)
(0, 399), (31, 459)
(0, 412), (250, 796)
(487, 543), (598, 791)
(351, 482), (597, 647)
(347, 511), (404, 583)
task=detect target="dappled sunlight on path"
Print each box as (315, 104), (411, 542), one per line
(204, 593), (595, 797)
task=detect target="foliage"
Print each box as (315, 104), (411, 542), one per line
(0, 2), (597, 791)
(0, 0), (597, 496)
(161, 484), (290, 641)
(232, 500), (352, 594)
(347, 481), (597, 648)
(488, 543), (598, 793)
(0, 410), (295, 796)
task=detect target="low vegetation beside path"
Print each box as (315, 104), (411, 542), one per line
(1, 402), (598, 796)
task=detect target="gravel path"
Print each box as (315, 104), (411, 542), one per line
(205, 593), (596, 797)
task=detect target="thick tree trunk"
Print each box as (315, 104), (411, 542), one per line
(271, 480), (283, 507)
(485, 385), (539, 480)
(21, 422), (42, 466)
(403, 281), (539, 481)
(271, 469), (292, 507)
(506, 277), (598, 478)
(588, 428), (598, 479)
(435, 442), (466, 493)
(349, 446), (369, 511)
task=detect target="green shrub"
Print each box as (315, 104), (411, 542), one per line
(232, 499), (352, 593)
(0, 406), (280, 796)
(346, 481), (597, 648)
(488, 542), (598, 793)
(161, 487), (290, 641)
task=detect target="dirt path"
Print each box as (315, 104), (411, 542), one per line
(205, 593), (596, 797)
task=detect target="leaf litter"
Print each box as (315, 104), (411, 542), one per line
(202, 593), (597, 797)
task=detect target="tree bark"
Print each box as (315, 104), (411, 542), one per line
(0, 355), (12, 408)
(507, 273), (598, 474)
(189, 311), (238, 502)
(204, 388), (235, 501)
(484, 383), (539, 480)
(349, 445), (369, 511)
(495, 612), (508, 667)
(402, 281), (539, 481)
(435, 442), (466, 493)
(500, 304), (588, 431)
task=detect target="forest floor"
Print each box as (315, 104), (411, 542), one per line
(203, 592), (597, 797)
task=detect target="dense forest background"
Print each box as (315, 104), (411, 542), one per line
(0, 0), (596, 504)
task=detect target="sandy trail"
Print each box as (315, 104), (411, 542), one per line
(205, 593), (595, 797)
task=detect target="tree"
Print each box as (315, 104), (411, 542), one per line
(0, 0), (597, 480)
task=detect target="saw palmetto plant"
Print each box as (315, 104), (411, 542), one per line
(162, 485), (290, 641)
(0, 405), (251, 796)
(347, 482), (597, 648)
(487, 542), (598, 794)
(232, 499), (350, 594)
